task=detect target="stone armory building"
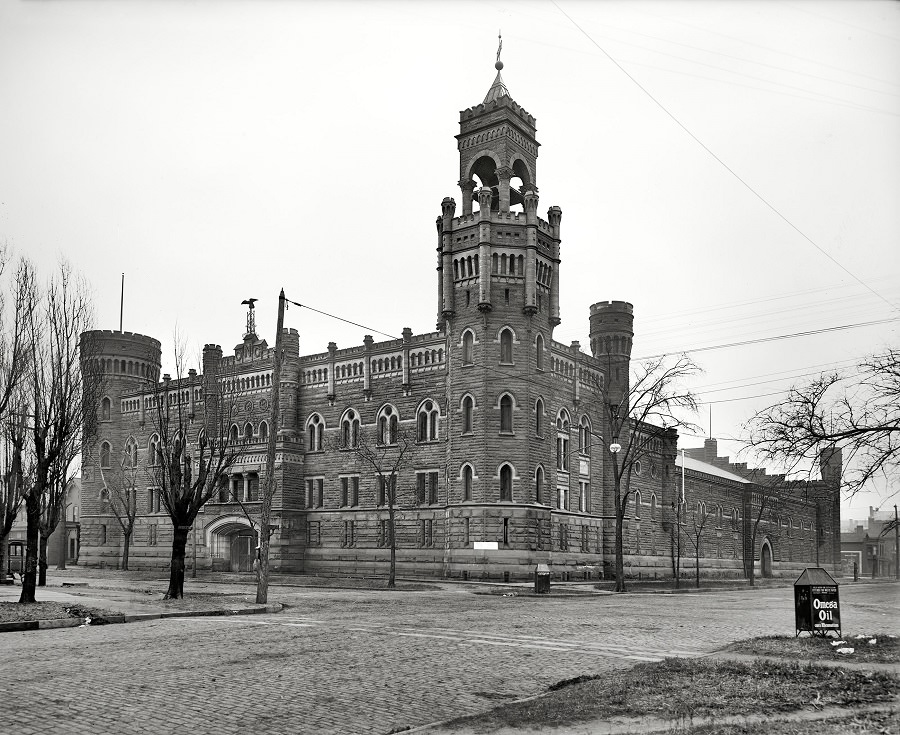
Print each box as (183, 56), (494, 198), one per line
(77, 63), (841, 580)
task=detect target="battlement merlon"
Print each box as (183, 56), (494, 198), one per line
(459, 96), (537, 136)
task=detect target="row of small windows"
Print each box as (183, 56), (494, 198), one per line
(302, 350), (446, 385)
(453, 255), (479, 280)
(89, 358), (158, 380)
(225, 374), (272, 393)
(537, 260), (552, 286)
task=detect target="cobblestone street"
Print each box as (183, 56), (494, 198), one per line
(3, 582), (897, 734)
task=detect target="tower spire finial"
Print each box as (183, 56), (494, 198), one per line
(495, 30), (503, 70)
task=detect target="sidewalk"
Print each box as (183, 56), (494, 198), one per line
(0, 570), (281, 633)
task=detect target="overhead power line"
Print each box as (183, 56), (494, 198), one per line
(551, 0), (899, 314)
(636, 316), (899, 360)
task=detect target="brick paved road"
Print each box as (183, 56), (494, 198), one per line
(3, 583), (897, 735)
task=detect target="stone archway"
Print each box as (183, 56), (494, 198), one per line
(760, 539), (773, 578)
(205, 516), (257, 573)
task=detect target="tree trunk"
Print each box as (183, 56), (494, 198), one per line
(0, 539), (6, 585)
(164, 525), (190, 599)
(122, 528), (131, 571)
(614, 507), (625, 593)
(57, 519), (67, 570)
(19, 494), (40, 603)
(256, 525), (270, 605)
(387, 505), (396, 589)
(38, 533), (49, 586)
(695, 543), (700, 589)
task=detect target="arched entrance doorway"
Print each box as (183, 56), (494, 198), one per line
(760, 539), (773, 578)
(205, 516), (257, 573)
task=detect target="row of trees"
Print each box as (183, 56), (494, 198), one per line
(0, 251), (98, 603)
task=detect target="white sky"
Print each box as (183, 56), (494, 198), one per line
(2, 0), (898, 519)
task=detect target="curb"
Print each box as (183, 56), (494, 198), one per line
(0, 602), (282, 634)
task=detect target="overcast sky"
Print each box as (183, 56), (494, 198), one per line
(2, 0), (898, 519)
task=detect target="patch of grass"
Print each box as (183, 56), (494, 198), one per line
(0, 601), (119, 624)
(437, 658), (899, 733)
(728, 634), (900, 664)
(683, 711), (900, 734)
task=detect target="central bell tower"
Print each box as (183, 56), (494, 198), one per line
(435, 52), (562, 334)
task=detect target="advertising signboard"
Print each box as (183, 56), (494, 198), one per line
(794, 568), (841, 637)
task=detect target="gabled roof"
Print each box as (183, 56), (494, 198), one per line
(676, 454), (750, 484)
(483, 70), (510, 104)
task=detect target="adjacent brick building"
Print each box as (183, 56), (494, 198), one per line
(77, 62), (841, 581)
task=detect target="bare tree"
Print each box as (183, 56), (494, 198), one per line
(147, 341), (240, 599)
(669, 496), (685, 590)
(0, 254), (33, 423)
(343, 425), (416, 588)
(98, 442), (140, 571)
(19, 262), (98, 603)
(745, 349), (899, 495)
(1, 411), (27, 583)
(682, 502), (712, 589)
(591, 354), (700, 592)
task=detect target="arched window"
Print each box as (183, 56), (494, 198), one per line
(462, 464), (474, 501)
(341, 409), (360, 449)
(377, 405), (399, 445)
(634, 491), (642, 518)
(579, 416), (591, 454)
(499, 328), (513, 364)
(101, 396), (111, 421)
(148, 434), (160, 466)
(499, 464), (513, 501)
(535, 465), (545, 504)
(307, 414), (324, 452)
(535, 334), (544, 370)
(124, 438), (138, 469)
(556, 409), (570, 471)
(244, 423), (254, 442)
(499, 394), (514, 434)
(229, 424), (239, 445)
(650, 494), (657, 520)
(461, 395), (474, 434)
(258, 421), (268, 443)
(99, 441), (111, 469)
(462, 330), (474, 365)
(417, 400), (439, 442)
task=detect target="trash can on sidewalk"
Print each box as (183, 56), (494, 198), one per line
(534, 564), (550, 594)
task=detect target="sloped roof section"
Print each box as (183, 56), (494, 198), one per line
(676, 454), (750, 484)
(483, 70), (510, 104)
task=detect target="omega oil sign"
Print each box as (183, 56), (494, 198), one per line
(794, 568), (841, 637)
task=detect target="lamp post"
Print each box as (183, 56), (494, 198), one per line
(608, 437), (624, 591)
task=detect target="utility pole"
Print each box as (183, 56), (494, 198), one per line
(895, 505), (899, 581)
(256, 289), (285, 604)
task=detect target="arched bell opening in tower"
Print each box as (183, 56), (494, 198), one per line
(508, 159), (532, 213)
(469, 155), (500, 212)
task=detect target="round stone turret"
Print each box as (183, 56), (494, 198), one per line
(589, 301), (634, 360)
(81, 330), (162, 385)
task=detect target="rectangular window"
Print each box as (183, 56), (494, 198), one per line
(416, 473), (426, 505)
(307, 521), (321, 545)
(580, 481), (589, 513)
(502, 517), (510, 546)
(421, 519), (433, 547)
(558, 486), (568, 511)
(148, 525), (157, 546)
(559, 523), (568, 551)
(428, 471), (438, 505)
(306, 480), (314, 509)
(463, 517), (470, 546)
(343, 521), (355, 547)
(100, 524), (107, 545)
(316, 478), (324, 508)
(581, 526), (589, 552)
(351, 477), (359, 506)
(341, 477), (349, 507)
(378, 519), (389, 547)
(377, 476), (385, 506)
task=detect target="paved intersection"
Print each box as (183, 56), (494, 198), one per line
(3, 582), (897, 734)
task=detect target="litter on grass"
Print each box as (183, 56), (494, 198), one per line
(836, 647), (855, 655)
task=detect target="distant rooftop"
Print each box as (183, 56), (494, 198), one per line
(676, 454), (750, 484)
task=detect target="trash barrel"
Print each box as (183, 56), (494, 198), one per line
(534, 564), (551, 594)
(794, 567), (841, 637)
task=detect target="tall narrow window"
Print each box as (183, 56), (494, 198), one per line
(377, 406), (399, 445)
(499, 464), (513, 501)
(535, 334), (544, 370)
(258, 421), (268, 443)
(462, 395), (474, 434)
(124, 438), (138, 469)
(462, 330), (474, 365)
(417, 400), (439, 442)
(341, 410), (360, 448)
(535, 466), (544, 504)
(535, 398), (544, 436)
(101, 397), (111, 421)
(499, 328), (513, 363)
(463, 464), (473, 501)
(500, 394), (513, 433)
(579, 416), (591, 454)
(307, 414), (324, 452)
(99, 441), (111, 469)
